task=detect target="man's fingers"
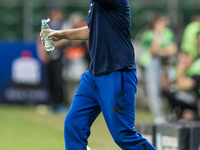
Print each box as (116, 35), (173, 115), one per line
(42, 40), (45, 46)
(40, 35), (45, 46)
(39, 31), (44, 46)
(47, 31), (59, 41)
(47, 33), (53, 38)
(40, 29), (57, 44)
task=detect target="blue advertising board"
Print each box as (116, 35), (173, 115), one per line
(0, 42), (49, 104)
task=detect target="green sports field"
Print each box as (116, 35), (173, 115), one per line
(0, 105), (153, 150)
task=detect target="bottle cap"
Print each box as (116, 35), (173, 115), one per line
(41, 18), (50, 24)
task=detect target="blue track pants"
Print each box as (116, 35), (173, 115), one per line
(64, 70), (156, 150)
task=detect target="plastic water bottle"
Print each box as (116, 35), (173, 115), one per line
(41, 18), (55, 51)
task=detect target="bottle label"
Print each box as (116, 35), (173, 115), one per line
(45, 38), (55, 51)
(45, 39), (52, 47)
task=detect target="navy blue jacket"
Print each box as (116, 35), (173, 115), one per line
(87, 0), (136, 76)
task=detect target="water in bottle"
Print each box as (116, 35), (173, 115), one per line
(41, 18), (55, 51)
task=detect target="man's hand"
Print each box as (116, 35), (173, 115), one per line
(40, 26), (89, 46)
(40, 29), (63, 46)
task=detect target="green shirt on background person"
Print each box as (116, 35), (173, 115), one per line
(139, 28), (175, 68)
(181, 22), (200, 60)
(172, 58), (200, 94)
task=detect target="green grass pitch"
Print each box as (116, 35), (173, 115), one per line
(0, 105), (153, 150)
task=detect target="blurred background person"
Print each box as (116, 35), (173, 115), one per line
(162, 11), (200, 122)
(181, 10), (200, 61)
(139, 12), (177, 123)
(62, 13), (89, 105)
(163, 52), (200, 122)
(37, 6), (89, 113)
(37, 4), (70, 113)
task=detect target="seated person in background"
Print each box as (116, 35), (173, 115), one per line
(163, 52), (200, 122)
(163, 11), (200, 121)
